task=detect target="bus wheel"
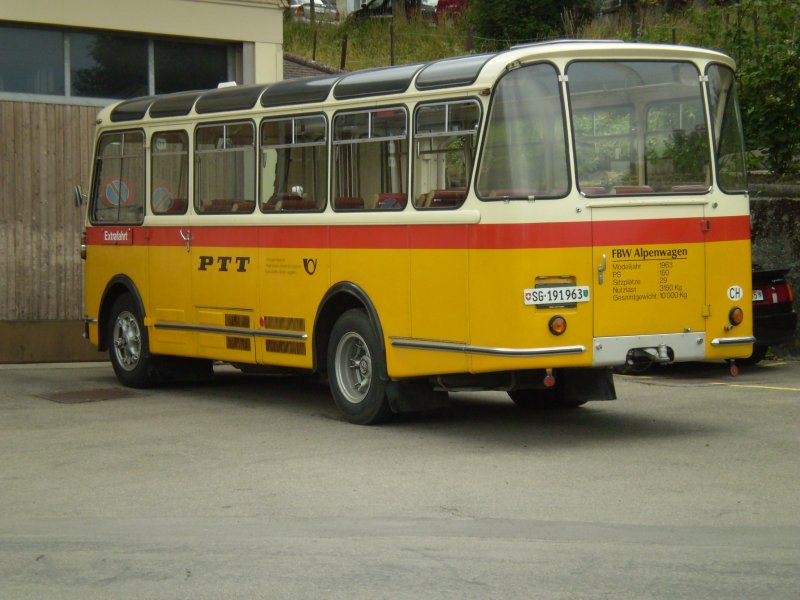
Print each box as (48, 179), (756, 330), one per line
(108, 294), (155, 388)
(507, 388), (586, 410)
(328, 309), (392, 425)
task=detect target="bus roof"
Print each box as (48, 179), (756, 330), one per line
(102, 40), (734, 125)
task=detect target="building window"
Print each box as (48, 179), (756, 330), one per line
(0, 26), (65, 95)
(71, 32), (149, 99)
(0, 24), (235, 102)
(154, 40), (229, 95)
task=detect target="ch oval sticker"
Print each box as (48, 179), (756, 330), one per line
(727, 285), (744, 301)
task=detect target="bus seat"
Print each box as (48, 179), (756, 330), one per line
(672, 185), (710, 193)
(155, 197), (187, 213)
(280, 197), (318, 211)
(613, 185), (653, 194)
(376, 192), (407, 209)
(264, 192), (303, 211)
(579, 186), (606, 196)
(204, 199), (255, 213)
(335, 196), (364, 210)
(429, 189), (465, 208)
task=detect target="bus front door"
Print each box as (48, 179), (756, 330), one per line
(189, 226), (258, 363)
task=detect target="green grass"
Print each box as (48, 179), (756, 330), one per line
(284, 8), (741, 72)
(283, 17), (471, 71)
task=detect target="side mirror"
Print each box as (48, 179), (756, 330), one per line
(73, 185), (86, 207)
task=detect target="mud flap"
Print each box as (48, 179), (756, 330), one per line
(562, 367), (616, 403)
(386, 380), (450, 414)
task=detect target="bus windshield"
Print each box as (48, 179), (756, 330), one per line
(568, 61), (712, 195)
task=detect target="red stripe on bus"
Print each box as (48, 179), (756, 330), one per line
(86, 215), (750, 250)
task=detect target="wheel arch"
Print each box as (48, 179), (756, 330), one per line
(313, 282), (386, 376)
(97, 275), (146, 351)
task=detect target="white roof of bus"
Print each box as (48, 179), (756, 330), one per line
(96, 40), (735, 126)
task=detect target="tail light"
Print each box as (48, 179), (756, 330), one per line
(756, 282), (793, 305)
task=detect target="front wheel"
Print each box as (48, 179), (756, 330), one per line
(327, 309), (392, 425)
(108, 294), (157, 388)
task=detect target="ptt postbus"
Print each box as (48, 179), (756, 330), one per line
(81, 40), (753, 424)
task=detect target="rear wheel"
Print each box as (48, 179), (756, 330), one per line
(108, 294), (156, 388)
(327, 309), (392, 425)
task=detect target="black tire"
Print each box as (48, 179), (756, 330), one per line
(107, 294), (157, 388)
(327, 309), (392, 425)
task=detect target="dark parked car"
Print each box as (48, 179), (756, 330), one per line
(748, 267), (798, 363)
(349, 0), (436, 20)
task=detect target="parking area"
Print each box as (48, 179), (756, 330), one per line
(1, 359), (799, 599)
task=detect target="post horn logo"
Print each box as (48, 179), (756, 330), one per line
(303, 258), (318, 275)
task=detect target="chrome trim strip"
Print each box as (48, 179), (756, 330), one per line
(390, 337), (585, 357)
(155, 321), (307, 341)
(710, 336), (756, 346)
(82, 316), (98, 324)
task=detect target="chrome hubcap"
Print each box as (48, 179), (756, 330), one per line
(113, 310), (141, 371)
(334, 332), (372, 404)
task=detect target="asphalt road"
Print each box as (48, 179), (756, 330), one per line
(1, 359), (799, 599)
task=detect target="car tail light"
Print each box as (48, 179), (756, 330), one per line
(759, 282), (793, 305)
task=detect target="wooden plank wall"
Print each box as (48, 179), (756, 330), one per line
(0, 101), (99, 321)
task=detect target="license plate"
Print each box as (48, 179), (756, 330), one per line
(524, 285), (591, 306)
(752, 289), (764, 301)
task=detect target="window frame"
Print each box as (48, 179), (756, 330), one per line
(259, 113), (329, 214)
(566, 59), (712, 197)
(88, 128), (146, 226)
(475, 61), (571, 202)
(331, 105), (409, 212)
(150, 129), (190, 216)
(193, 119), (257, 215)
(412, 97), (482, 210)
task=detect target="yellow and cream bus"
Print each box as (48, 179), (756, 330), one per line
(82, 40), (753, 423)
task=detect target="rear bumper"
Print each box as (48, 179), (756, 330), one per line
(593, 332), (707, 367)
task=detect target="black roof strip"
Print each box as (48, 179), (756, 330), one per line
(333, 63), (425, 100)
(149, 91), (204, 119)
(194, 84), (271, 114)
(415, 53), (497, 90)
(261, 74), (341, 108)
(110, 96), (157, 122)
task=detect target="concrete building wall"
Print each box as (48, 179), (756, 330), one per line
(0, 0), (285, 363)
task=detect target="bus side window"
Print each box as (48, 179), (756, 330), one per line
(413, 100), (479, 209)
(195, 121), (256, 214)
(151, 130), (189, 215)
(260, 115), (327, 212)
(476, 63), (569, 200)
(332, 107), (408, 211)
(90, 130), (145, 224)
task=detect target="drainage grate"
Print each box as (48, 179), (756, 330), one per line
(38, 388), (137, 404)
